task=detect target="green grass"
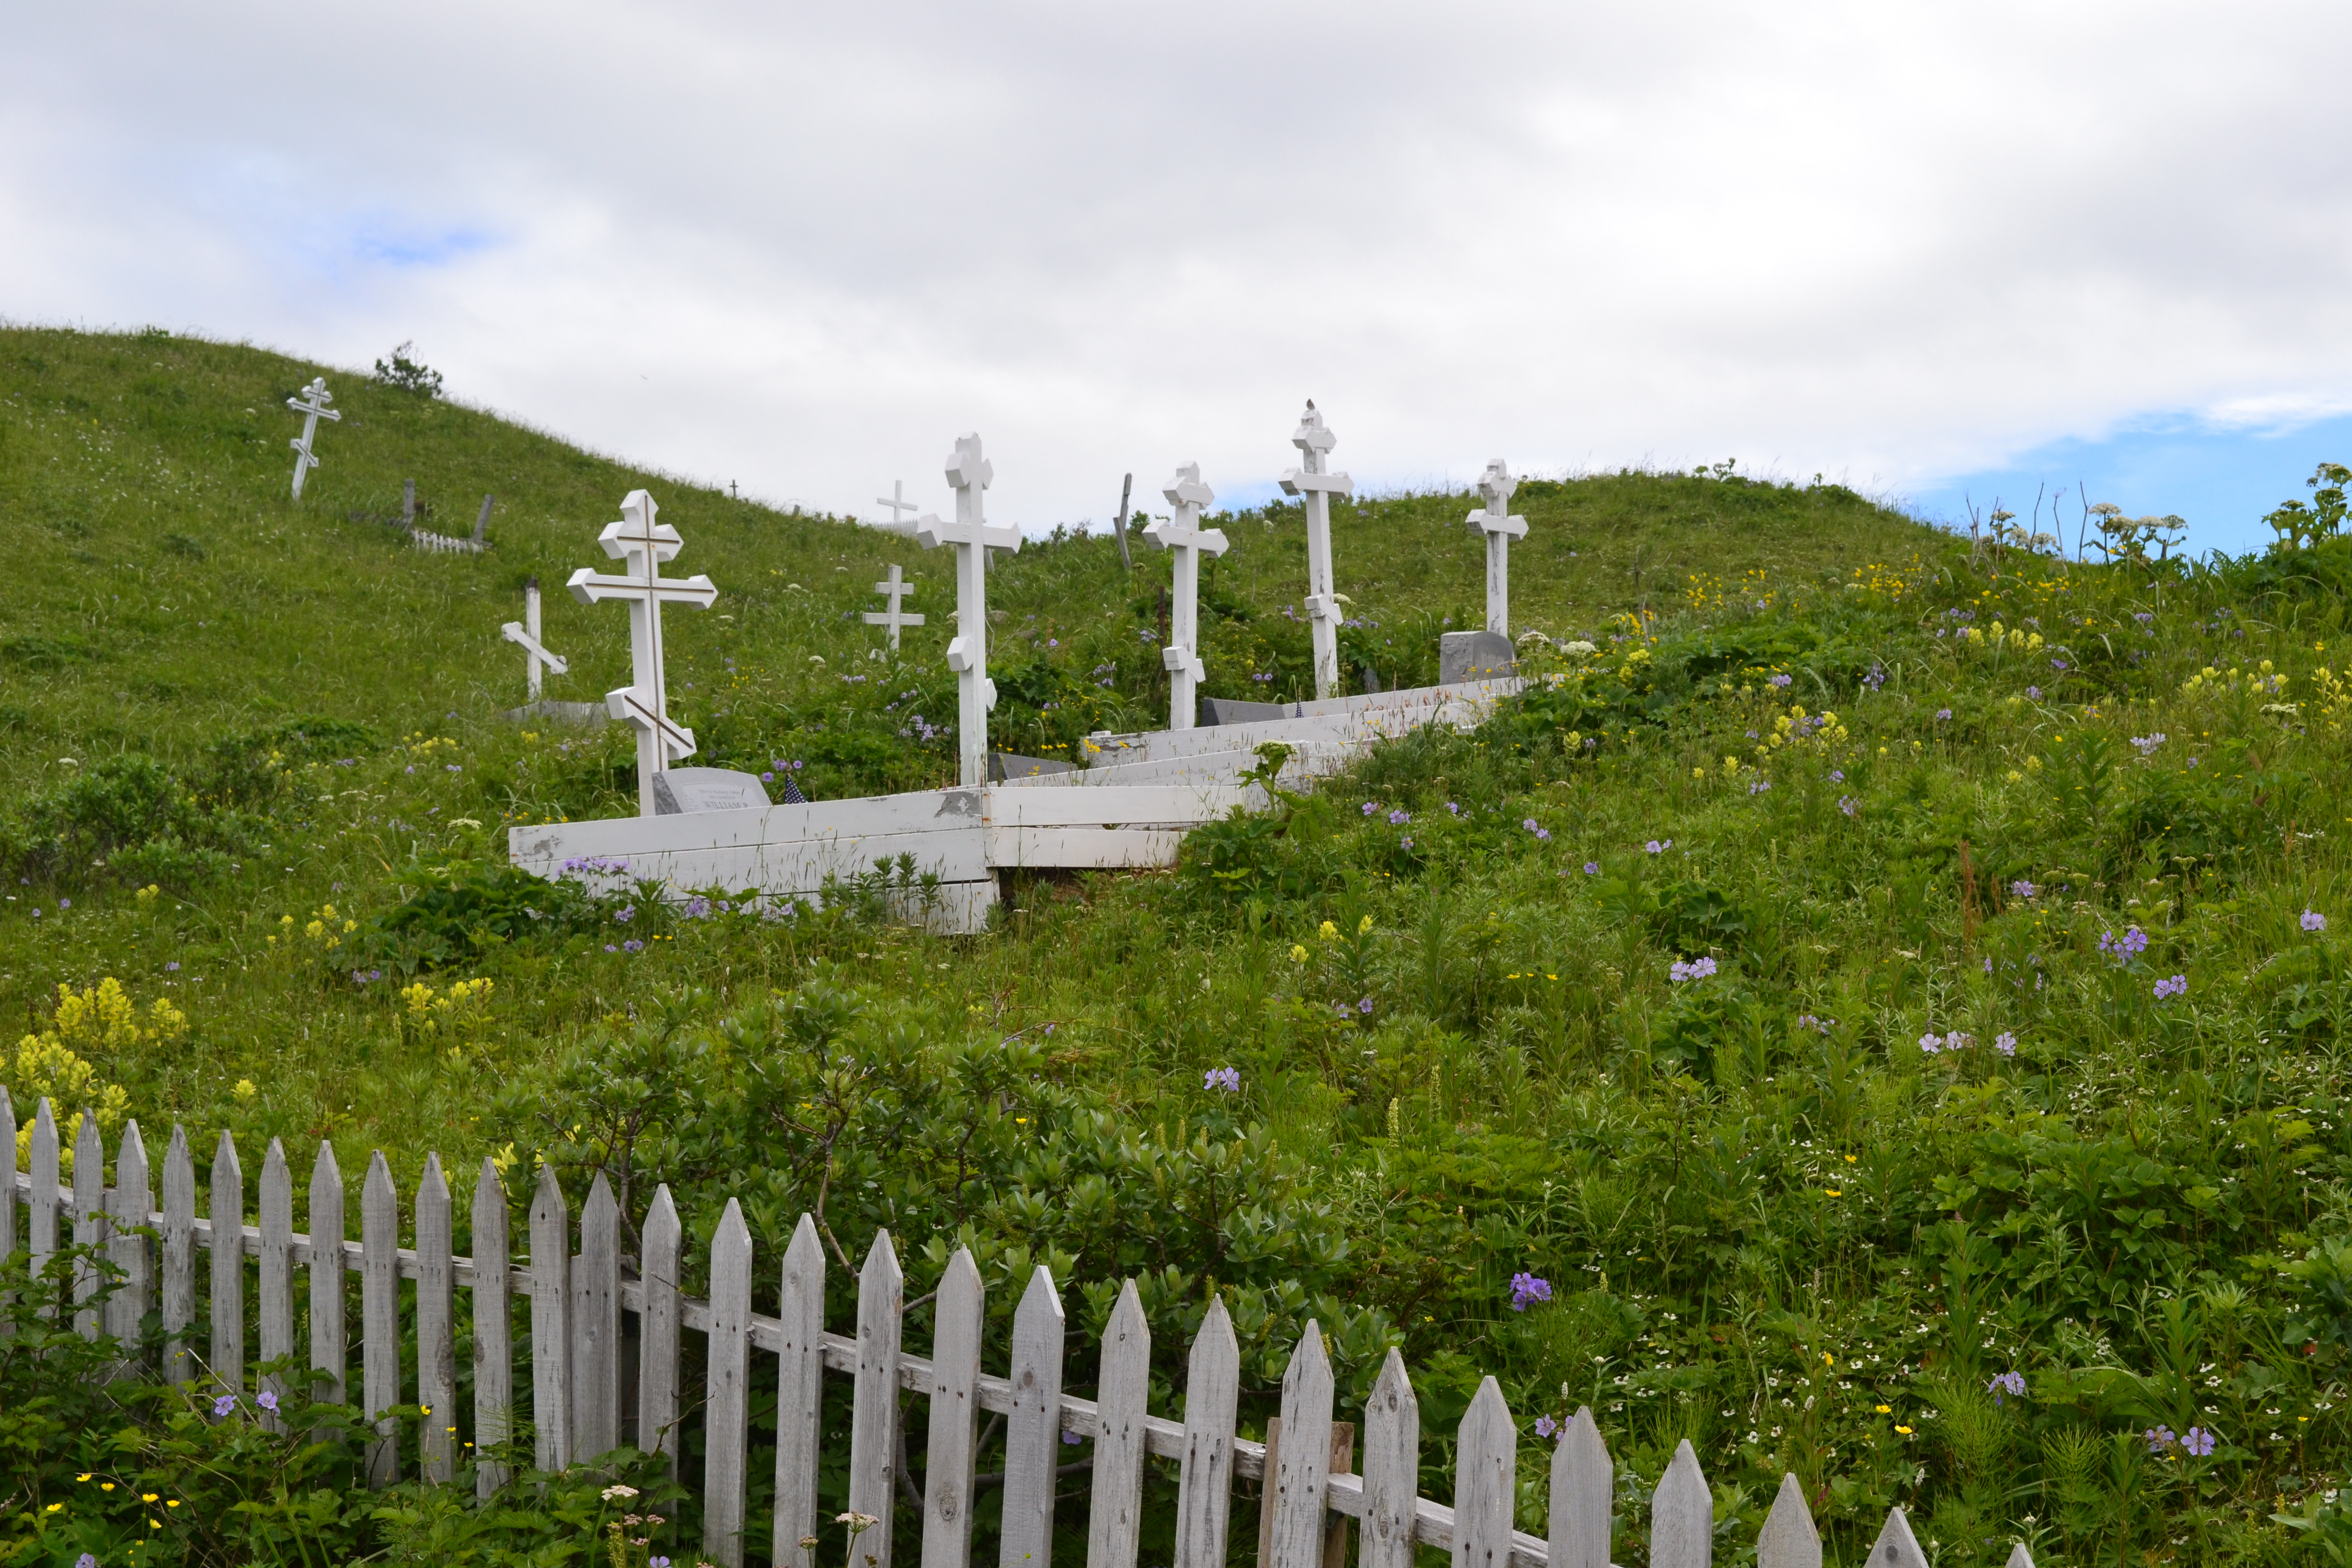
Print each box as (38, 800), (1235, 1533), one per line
(10, 326), (2352, 1567)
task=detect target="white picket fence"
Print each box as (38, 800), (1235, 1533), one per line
(0, 1092), (2033, 1568)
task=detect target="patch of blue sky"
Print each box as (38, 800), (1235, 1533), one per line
(351, 222), (497, 268)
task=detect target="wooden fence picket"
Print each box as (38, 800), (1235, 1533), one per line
(0, 1090), (15, 1321)
(2004, 1545), (2036, 1567)
(1550, 1407), (1611, 1568)
(258, 1139), (293, 1428)
(1171, 1296), (1239, 1568)
(1001, 1266), (1066, 1568)
(849, 1229), (905, 1568)
(920, 1247), (985, 1568)
(72, 1111), (104, 1338)
(1266, 1321), (1336, 1568)
(160, 1125), (194, 1382)
(310, 1141), (347, 1411)
(703, 1198), (754, 1568)
(1451, 1378), (1515, 1568)
(640, 1185), (683, 1469)
(30, 1101), (59, 1306)
(574, 1172), (622, 1462)
(1754, 1473), (1818, 1568)
(1358, 1350), (1419, 1568)
(416, 1154), (456, 1484)
(1650, 1440), (1712, 1568)
(209, 1132), (243, 1394)
(770, 1212), (826, 1568)
(1865, 1508), (1928, 1568)
(362, 1152), (400, 1487)
(472, 1158), (513, 1497)
(107, 1121), (154, 1355)
(1084, 1281), (1152, 1568)
(529, 1163), (573, 1472)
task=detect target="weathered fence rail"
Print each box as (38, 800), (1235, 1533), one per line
(1, 1092), (2030, 1568)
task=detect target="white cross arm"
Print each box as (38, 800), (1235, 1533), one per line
(287, 399), (341, 422)
(1142, 520), (1230, 557)
(863, 609), (926, 627)
(1279, 468), (1354, 498)
(501, 621), (570, 673)
(566, 566), (720, 608)
(607, 687), (696, 761)
(1468, 507), (1529, 540)
(1161, 646), (1205, 679)
(1304, 592), (1342, 622)
(915, 514), (1022, 553)
(597, 518), (684, 562)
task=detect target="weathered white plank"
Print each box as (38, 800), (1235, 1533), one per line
(72, 1110), (105, 1339)
(640, 1185), (683, 1468)
(416, 1155), (456, 1484)
(573, 1172), (622, 1461)
(771, 1212), (826, 1568)
(1085, 1280), (1152, 1568)
(1001, 1265), (1067, 1568)
(0, 1090), (14, 1326)
(1359, 1349), (1419, 1568)
(1171, 1297), (1239, 1568)
(921, 1248), (986, 1568)
(1452, 1379), (1515, 1568)
(528, 1163), (573, 1472)
(29, 1100), (59, 1300)
(1550, 1407), (1610, 1568)
(310, 1141), (347, 1410)
(704, 1198), (754, 1567)
(2004, 1545), (2036, 1568)
(1267, 1322), (1336, 1568)
(209, 1132), (244, 1393)
(1864, 1508), (1928, 1568)
(848, 1230), (906, 1568)
(473, 1158), (513, 1496)
(258, 1139), (293, 1428)
(1754, 1473), (1818, 1568)
(160, 1125), (194, 1382)
(362, 1151), (400, 1486)
(107, 1120), (154, 1355)
(1650, 1439), (1710, 1568)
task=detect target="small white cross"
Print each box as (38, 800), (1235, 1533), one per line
(285, 378), (341, 501)
(915, 433), (1021, 788)
(501, 577), (570, 698)
(1277, 400), (1354, 699)
(1465, 458), (1529, 637)
(1145, 463), (1229, 731)
(862, 563), (925, 650)
(566, 490), (718, 816)
(875, 480), (919, 533)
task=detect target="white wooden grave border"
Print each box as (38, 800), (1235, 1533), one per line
(2, 1089), (2029, 1568)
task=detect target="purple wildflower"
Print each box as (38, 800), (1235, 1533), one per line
(1509, 1272), (1553, 1311)
(1994, 1032), (2018, 1057)
(1669, 956), (1718, 982)
(1204, 1067), (1240, 1092)
(213, 1392), (238, 1416)
(1534, 1414), (1559, 1439)
(2025, 685), (2042, 700)
(1838, 796), (1858, 817)
(2153, 973), (2187, 1000)
(2182, 1426), (2217, 1457)
(1987, 1371), (2025, 1405)
(2304, 909), (2328, 933)
(1935, 707), (1952, 721)
(2011, 880), (2036, 899)
(1358, 997), (1375, 1015)
(1583, 862), (1600, 875)
(256, 1389), (279, 1413)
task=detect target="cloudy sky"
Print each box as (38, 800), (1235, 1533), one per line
(9, 1), (2352, 552)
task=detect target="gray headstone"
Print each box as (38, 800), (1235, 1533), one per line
(1439, 630), (1516, 684)
(651, 767), (772, 815)
(990, 752), (1080, 781)
(1199, 696), (1302, 726)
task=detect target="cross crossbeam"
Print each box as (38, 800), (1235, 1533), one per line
(501, 577), (570, 698)
(1277, 401), (1354, 699)
(915, 434), (1021, 787)
(1465, 458), (1528, 637)
(1144, 463), (1229, 731)
(566, 491), (718, 816)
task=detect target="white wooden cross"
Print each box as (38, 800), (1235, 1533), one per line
(1144, 463), (1229, 731)
(1277, 401), (1353, 699)
(915, 433), (1021, 788)
(1465, 458), (1528, 636)
(566, 490), (718, 816)
(876, 480), (918, 533)
(285, 378), (341, 501)
(501, 576), (570, 698)
(862, 564), (924, 650)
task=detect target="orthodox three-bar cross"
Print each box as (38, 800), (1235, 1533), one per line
(862, 564), (924, 650)
(1466, 458), (1528, 636)
(1278, 401), (1353, 699)
(286, 378), (341, 501)
(1145, 463), (1229, 731)
(915, 434), (1020, 788)
(501, 577), (570, 699)
(567, 491), (718, 816)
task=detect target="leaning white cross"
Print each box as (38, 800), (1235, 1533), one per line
(1466, 458), (1528, 636)
(1278, 401), (1353, 699)
(501, 576), (570, 699)
(566, 490), (718, 816)
(1145, 463), (1229, 731)
(875, 480), (918, 534)
(285, 378), (341, 501)
(915, 434), (1020, 788)
(862, 564), (924, 650)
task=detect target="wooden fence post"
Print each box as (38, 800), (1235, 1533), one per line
(310, 1141), (347, 1412)
(161, 1126), (194, 1382)
(704, 1198), (754, 1567)
(848, 1230), (905, 1568)
(574, 1172), (622, 1462)
(362, 1152), (400, 1486)
(72, 1111), (105, 1339)
(641, 1185), (684, 1470)
(209, 1132), (243, 1394)
(258, 1139), (293, 1429)
(0, 1090), (15, 1326)
(922, 1247), (986, 1568)
(771, 1212), (826, 1568)
(417, 1155), (456, 1484)
(1754, 1473), (1818, 1568)
(473, 1158), (513, 1496)
(1551, 1407), (1611, 1568)
(1650, 1439), (1711, 1568)
(1171, 1297), (1238, 1568)
(529, 1164), (573, 1472)
(1865, 1507), (1928, 1568)
(108, 1121), (154, 1355)
(1085, 1281), (1152, 1568)
(1001, 1266), (1067, 1568)
(1452, 1379), (1515, 1568)
(1359, 1350), (1419, 1568)
(1267, 1322), (1336, 1568)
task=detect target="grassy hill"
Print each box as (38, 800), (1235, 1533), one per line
(8, 326), (2352, 1567)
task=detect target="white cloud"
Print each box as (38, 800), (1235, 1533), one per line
(8, 0), (2352, 527)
